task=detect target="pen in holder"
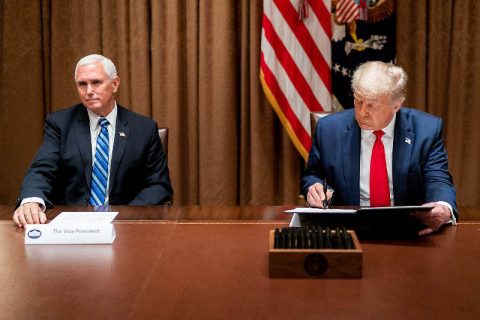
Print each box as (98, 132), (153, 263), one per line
(269, 226), (363, 278)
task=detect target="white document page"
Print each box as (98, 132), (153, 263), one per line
(49, 212), (118, 225)
(284, 208), (357, 214)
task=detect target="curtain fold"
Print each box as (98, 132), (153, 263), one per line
(0, 0), (45, 204)
(444, 1), (480, 206)
(397, 0), (480, 206)
(0, 0), (301, 205)
(1, 0), (478, 206)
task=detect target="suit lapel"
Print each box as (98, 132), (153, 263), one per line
(392, 109), (414, 205)
(109, 106), (130, 194)
(341, 117), (361, 205)
(73, 108), (93, 189)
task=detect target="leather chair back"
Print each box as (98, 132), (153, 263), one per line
(158, 128), (169, 158)
(310, 112), (332, 136)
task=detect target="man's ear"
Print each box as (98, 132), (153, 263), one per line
(112, 76), (120, 93)
(392, 98), (404, 113)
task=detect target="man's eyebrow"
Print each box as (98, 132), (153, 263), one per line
(76, 79), (103, 84)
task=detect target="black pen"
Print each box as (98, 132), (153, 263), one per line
(322, 178), (328, 209)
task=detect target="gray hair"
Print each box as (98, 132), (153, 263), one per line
(351, 61), (407, 102)
(74, 54), (117, 80)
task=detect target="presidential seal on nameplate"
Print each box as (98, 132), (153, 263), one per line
(25, 212), (118, 245)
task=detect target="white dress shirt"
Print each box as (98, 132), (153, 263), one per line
(359, 114), (396, 206)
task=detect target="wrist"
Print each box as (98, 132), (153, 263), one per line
(436, 201), (456, 226)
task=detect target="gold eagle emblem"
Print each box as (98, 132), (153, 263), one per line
(332, 0), (395, 46)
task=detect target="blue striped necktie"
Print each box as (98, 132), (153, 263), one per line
(90, 118), (110, 206)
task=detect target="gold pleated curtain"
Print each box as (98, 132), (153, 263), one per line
(397, 0), (480, 206)
(1, 0), (479, 206)
(0, 0), (301, 205)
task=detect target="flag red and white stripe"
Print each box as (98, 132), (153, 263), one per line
(260, 0), (332, 160)
(336, 0), (359, 23)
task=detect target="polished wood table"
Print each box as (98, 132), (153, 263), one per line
(1, 206), (480, 319)
(0, 205), (293, 222)
(2, 205), (480, 221)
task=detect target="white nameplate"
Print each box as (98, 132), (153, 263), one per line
(25, 212), (118, 245)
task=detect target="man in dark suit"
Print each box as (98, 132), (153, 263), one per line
(14, 54), (173, 227)
(302, 61), (456, 236)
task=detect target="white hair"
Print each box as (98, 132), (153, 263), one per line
(74, 54), (117, 80)
(351, 61), (408, 102)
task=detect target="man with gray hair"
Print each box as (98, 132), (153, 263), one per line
(13, 54), (173, 228)
(302, 61), (457, 236)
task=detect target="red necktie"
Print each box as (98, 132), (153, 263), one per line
(370, 130), (390, 207)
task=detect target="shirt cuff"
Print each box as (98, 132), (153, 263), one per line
(20, 197), (46, 213)
(436, 201), (457, 226)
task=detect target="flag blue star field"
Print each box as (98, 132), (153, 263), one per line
(331, 0), (396, 110)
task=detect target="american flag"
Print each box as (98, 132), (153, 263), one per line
(336, 0), (360, 23)
(260, 0), (332, 160)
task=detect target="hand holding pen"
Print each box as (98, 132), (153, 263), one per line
(306, 178), (334, 208)
(322, 178), (328, 209)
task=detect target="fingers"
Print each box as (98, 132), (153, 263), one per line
(13, 203), (43, 228)
(307, 183), (326, 208)
(326, 190), (334, 202)
(39, 212), (47, 224)
(15, 207), (29, 228)
(306, 193), (322, 208)
(414, 203), (451, 236)
(414, 212), (443, 233)
(422, 202), (435, 206)
(418, 227), (434, 236)
(13, 209), (22, 228)
(24, 204), (35, 224)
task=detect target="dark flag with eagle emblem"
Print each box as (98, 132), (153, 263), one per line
(331, 0), (396, 110)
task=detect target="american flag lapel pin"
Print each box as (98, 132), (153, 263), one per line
(405, 137), (411, 144)
(119, 132), (126, 137)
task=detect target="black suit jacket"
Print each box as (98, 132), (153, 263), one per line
(18, 104), (173, 208)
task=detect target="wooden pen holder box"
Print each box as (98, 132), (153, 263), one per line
(269, 229), (363, 278)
